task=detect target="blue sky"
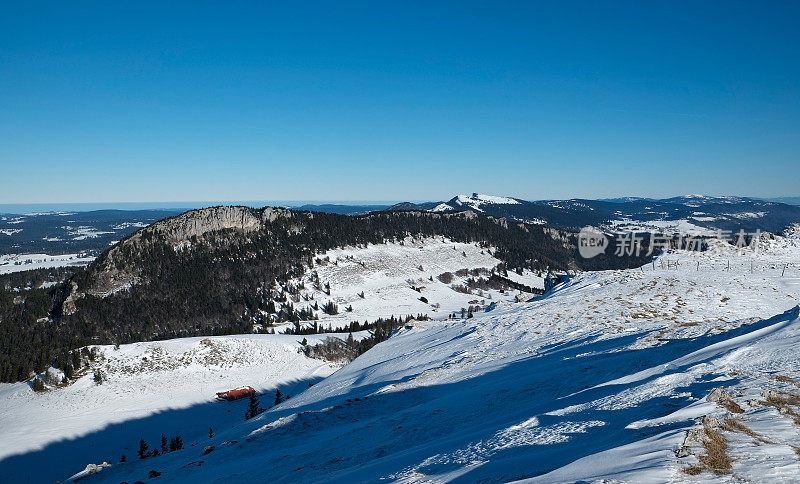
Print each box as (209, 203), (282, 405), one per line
(1, 1), (798, 203)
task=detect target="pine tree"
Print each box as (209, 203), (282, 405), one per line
(137, 439), (149, 459)
(32, 377), (45, 392)
(274, 389), (284, 406)
(160, 434), (168, 453)
(245, 393), (264, 419)
(208, 426), (214, 438)
(169, 435), (183, 451)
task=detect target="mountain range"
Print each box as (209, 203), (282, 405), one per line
(388, 193), (800, 233)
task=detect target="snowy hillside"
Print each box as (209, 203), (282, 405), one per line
(39, 227), (800, 482)
(0, 333), (353, 483)
(276, 237), (543, 332)
(450, 193), (521, 212)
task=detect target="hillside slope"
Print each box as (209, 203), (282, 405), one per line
(1, 206), (648, 384)
(65, 229), (800, 483)
(0, 332), (354, 483)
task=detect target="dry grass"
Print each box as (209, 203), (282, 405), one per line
(720, 417), (774, 444)
(697, 425), (732, 474)
(760, 390), (800, 425)
(773, 374), (800, 387)
(720, 398), (745, 414)
(682, 465), (703, 475)
(678, 321), (699, 327)
(681, 424), (733, 476)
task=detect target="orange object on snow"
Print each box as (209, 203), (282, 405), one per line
(216, 386), (256, 401)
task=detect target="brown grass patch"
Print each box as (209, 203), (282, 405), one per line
(678, 321), (699, 327)
(697, 425), (732, 474)
(762, 390), (800, 407)
(680, 424), (733, 476)
(773, 374), (800, 387)
(720, 417), (774, 444)
(682, 465), (703, 475)
(760, 390), (800, 425)
(720, 398), (745, 414)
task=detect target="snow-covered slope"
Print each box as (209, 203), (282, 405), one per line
(47, 230), (800, 483)
(0, 333), (352, 483)
(449, 193), (521, 212)
(276, 237), (542, 333)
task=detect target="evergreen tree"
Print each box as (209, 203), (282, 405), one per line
(137, 439), (149, 459)
(245, 393), (264, 419)
(160, 434), (168, 454)
(169, 435), (183, 451)
(274, 389), (284, 406)
(32, 377), (45, 392)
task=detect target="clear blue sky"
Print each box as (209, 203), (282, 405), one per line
(1, 1), (798, 203)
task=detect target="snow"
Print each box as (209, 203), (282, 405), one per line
(0, 333), (350, 483)
(278, 237), (537, 330)
(111, 221), (148, 230)
(453, 193), (521, 211)
(0, 252), (95, 274)
(725, 211), (767, 219)
(0, 228), (22, 236)
(62, 225), (114, 240)
(431, 203), (454, 212)
(7, 231), (800, 483)
(608, 218), (718, 235)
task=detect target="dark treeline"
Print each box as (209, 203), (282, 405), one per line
(0, 208), (651, 382)
(302, 314), (428, 362)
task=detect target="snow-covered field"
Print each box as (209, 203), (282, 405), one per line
(607, 217), (718, 236)
(274, 237), (543, 332)
(20, 228), (797, 483)
(5, 230), (800, 483)
(0, 252), (95, 274)
(0, 333), (350, 483)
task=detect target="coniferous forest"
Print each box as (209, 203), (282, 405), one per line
(0, 208), (651, 383)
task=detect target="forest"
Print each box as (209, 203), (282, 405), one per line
(0, 208), (651, 383)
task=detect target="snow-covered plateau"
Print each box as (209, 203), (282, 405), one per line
(274, 238), (543, 332)
(3, 231), (800, 482)
(0, 252), (95, 275)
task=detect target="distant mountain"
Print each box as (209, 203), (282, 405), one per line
(0, 209), (184, 256)
(388, 193), (800, 233)
(760, 196), (800, 206)
(386, 201), (446, 211)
